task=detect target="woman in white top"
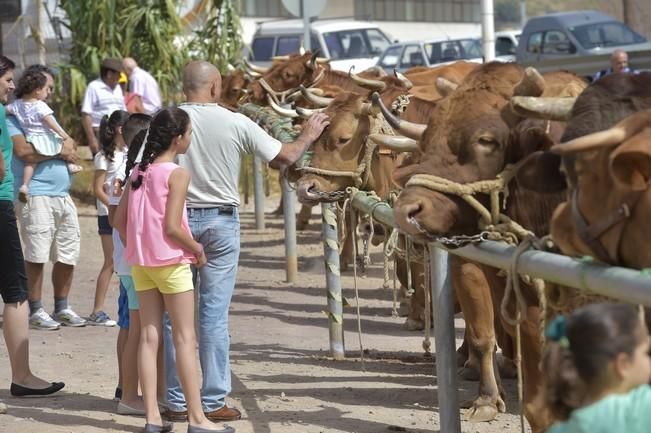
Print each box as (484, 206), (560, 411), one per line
(8, 69), (82, 203)
(88, 109), (130, 327)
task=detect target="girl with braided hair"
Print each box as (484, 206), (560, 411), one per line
(543, 303), (651, 433)
(89, 109), (130, 327)
(114, 108), (232, 433)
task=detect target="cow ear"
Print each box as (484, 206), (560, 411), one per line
(516, 152), (567, 193)
(609, 129), (651, 191)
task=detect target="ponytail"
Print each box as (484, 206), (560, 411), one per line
(99, 110), (130, 162)
(129, 107), (190, 190)
(542, 303), (643, 421)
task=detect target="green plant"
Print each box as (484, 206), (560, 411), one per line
(186, 0), (244, 74)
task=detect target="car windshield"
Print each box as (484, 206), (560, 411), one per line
(569, 21), (646, 49)
(425, 38), (482, 64)
(323, 28), (391, 60)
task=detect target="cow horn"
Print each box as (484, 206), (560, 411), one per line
(393, 70), (413, 89)
(246, 70), (261, 79)
(349, 66), (386, 91)
(226, 63), (236, 72)
(371, 92), (426, 140)
(267, 95), (299, 118)
(299, 44), (306, 56)
(369, 134), (419, 152)
(436, 77), (458, 97)
(510, 96), (576, 121)
(244, 58), (269, 74)
(361, 101), (380, 116)
(299, 85), (333, 107)
(296, 106), (327, 118)
(306, 50), (321, 70)
(316, 57), (330, 64)
(513, 67), (545, 97)
(271, 55), (291, 62)
(551, 109), (651, 155)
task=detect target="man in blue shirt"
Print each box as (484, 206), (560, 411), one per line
(9, 65), (86, 330)
(593, 49), (638, 81)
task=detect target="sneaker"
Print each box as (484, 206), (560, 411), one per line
(29, 308), (61, 330)
(114, 387), (122, 402)
(87, 311), (117, 327)
(52, 308), (87, 327)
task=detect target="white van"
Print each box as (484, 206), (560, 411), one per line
(247, 19), (393, 72)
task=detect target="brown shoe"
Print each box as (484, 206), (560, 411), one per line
(204, 405), (241, 421)
(162, 408), (188, 422)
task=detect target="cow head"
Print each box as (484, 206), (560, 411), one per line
(295, 92), (390, 205)
(220, 69), (250, 108)
(508, 72), (651, 267)
(246, 52), (327, 104)
(389, 62), (585, 241)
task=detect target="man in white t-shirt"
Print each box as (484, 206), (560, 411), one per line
(162, 60), (329, 423)
(122, 57), (162, 115)
(81, 58), (126, 155)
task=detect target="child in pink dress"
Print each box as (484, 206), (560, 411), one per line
(8, 68), (82, 203)
(113, 108), (232, 433)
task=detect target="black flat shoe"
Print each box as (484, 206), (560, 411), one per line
(187, 425), (235, 433)
(144, 421), (174, 433)
(10, 382), (65, 397)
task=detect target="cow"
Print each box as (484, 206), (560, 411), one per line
(292, 64), (476, 330)
(512, 72), (651, 269)
(374, 62), (586, 429)
(509, 72), (651, 428)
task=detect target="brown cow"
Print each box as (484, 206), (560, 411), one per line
(510, 72), (651, 429)
(380, 62), (586, 429)
(513, 72), (651, 269)
(221, 69), (249, 109)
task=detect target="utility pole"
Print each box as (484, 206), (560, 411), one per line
(520, 0), (527, 28)
(622, 0), (637, 33)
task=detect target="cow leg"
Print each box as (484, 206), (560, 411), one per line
(296, 204), (313, 231)
(483, 267), (548, 432)
(452, 258), (505, 422)
(340, 230), (354, 272)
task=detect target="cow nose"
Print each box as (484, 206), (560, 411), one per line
(297, 179), (320, 204)
(403, 201), (423, 220)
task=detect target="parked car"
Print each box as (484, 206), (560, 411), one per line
(376, 32), (519, 73)
(516, 10), (651, 64)
(247, 19), (393, 72)
(376, 38), (482, 72)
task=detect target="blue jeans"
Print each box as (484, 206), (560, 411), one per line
(164, 207), (240, 411)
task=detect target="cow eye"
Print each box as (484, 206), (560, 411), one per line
(477, 135), (499, 151)
(338, 136), (351, 145)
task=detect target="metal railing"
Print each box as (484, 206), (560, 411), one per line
(323, 190), (651, 433)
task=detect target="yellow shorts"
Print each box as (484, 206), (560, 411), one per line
(131, 264), (194, 295)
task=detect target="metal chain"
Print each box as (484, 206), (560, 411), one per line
(407, 216), (490, 248)
(311, 189), (350, 202)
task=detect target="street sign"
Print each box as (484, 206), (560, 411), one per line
(281, 0), (326, 18)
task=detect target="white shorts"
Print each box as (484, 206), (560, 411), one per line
(16, 195), (80, 265)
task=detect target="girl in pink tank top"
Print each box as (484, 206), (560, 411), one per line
(114, 108), (226, 433)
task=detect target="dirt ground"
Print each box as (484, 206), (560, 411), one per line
(0, 196), (529, 433)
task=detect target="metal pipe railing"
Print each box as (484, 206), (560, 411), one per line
(345, 189), (651, 431)
(321, 202), (345, 360)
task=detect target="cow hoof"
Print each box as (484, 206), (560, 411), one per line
(397, 303), (410, 317)
(403, 318), (425, 331)
(497, 396), (506, 413)
(457, 366), (480, 382)
(296, 219), (309, 231)
(465, 403), (499, 423)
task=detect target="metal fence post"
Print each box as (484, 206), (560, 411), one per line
(282, 175), (298, 283)
(321, 202), (345, 360)
(429, 245), (461, 433)
(253, 156), (265, 230)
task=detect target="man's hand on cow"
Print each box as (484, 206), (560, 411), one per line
(59, 137), (79, 164)
(303, 112), (330, 142)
